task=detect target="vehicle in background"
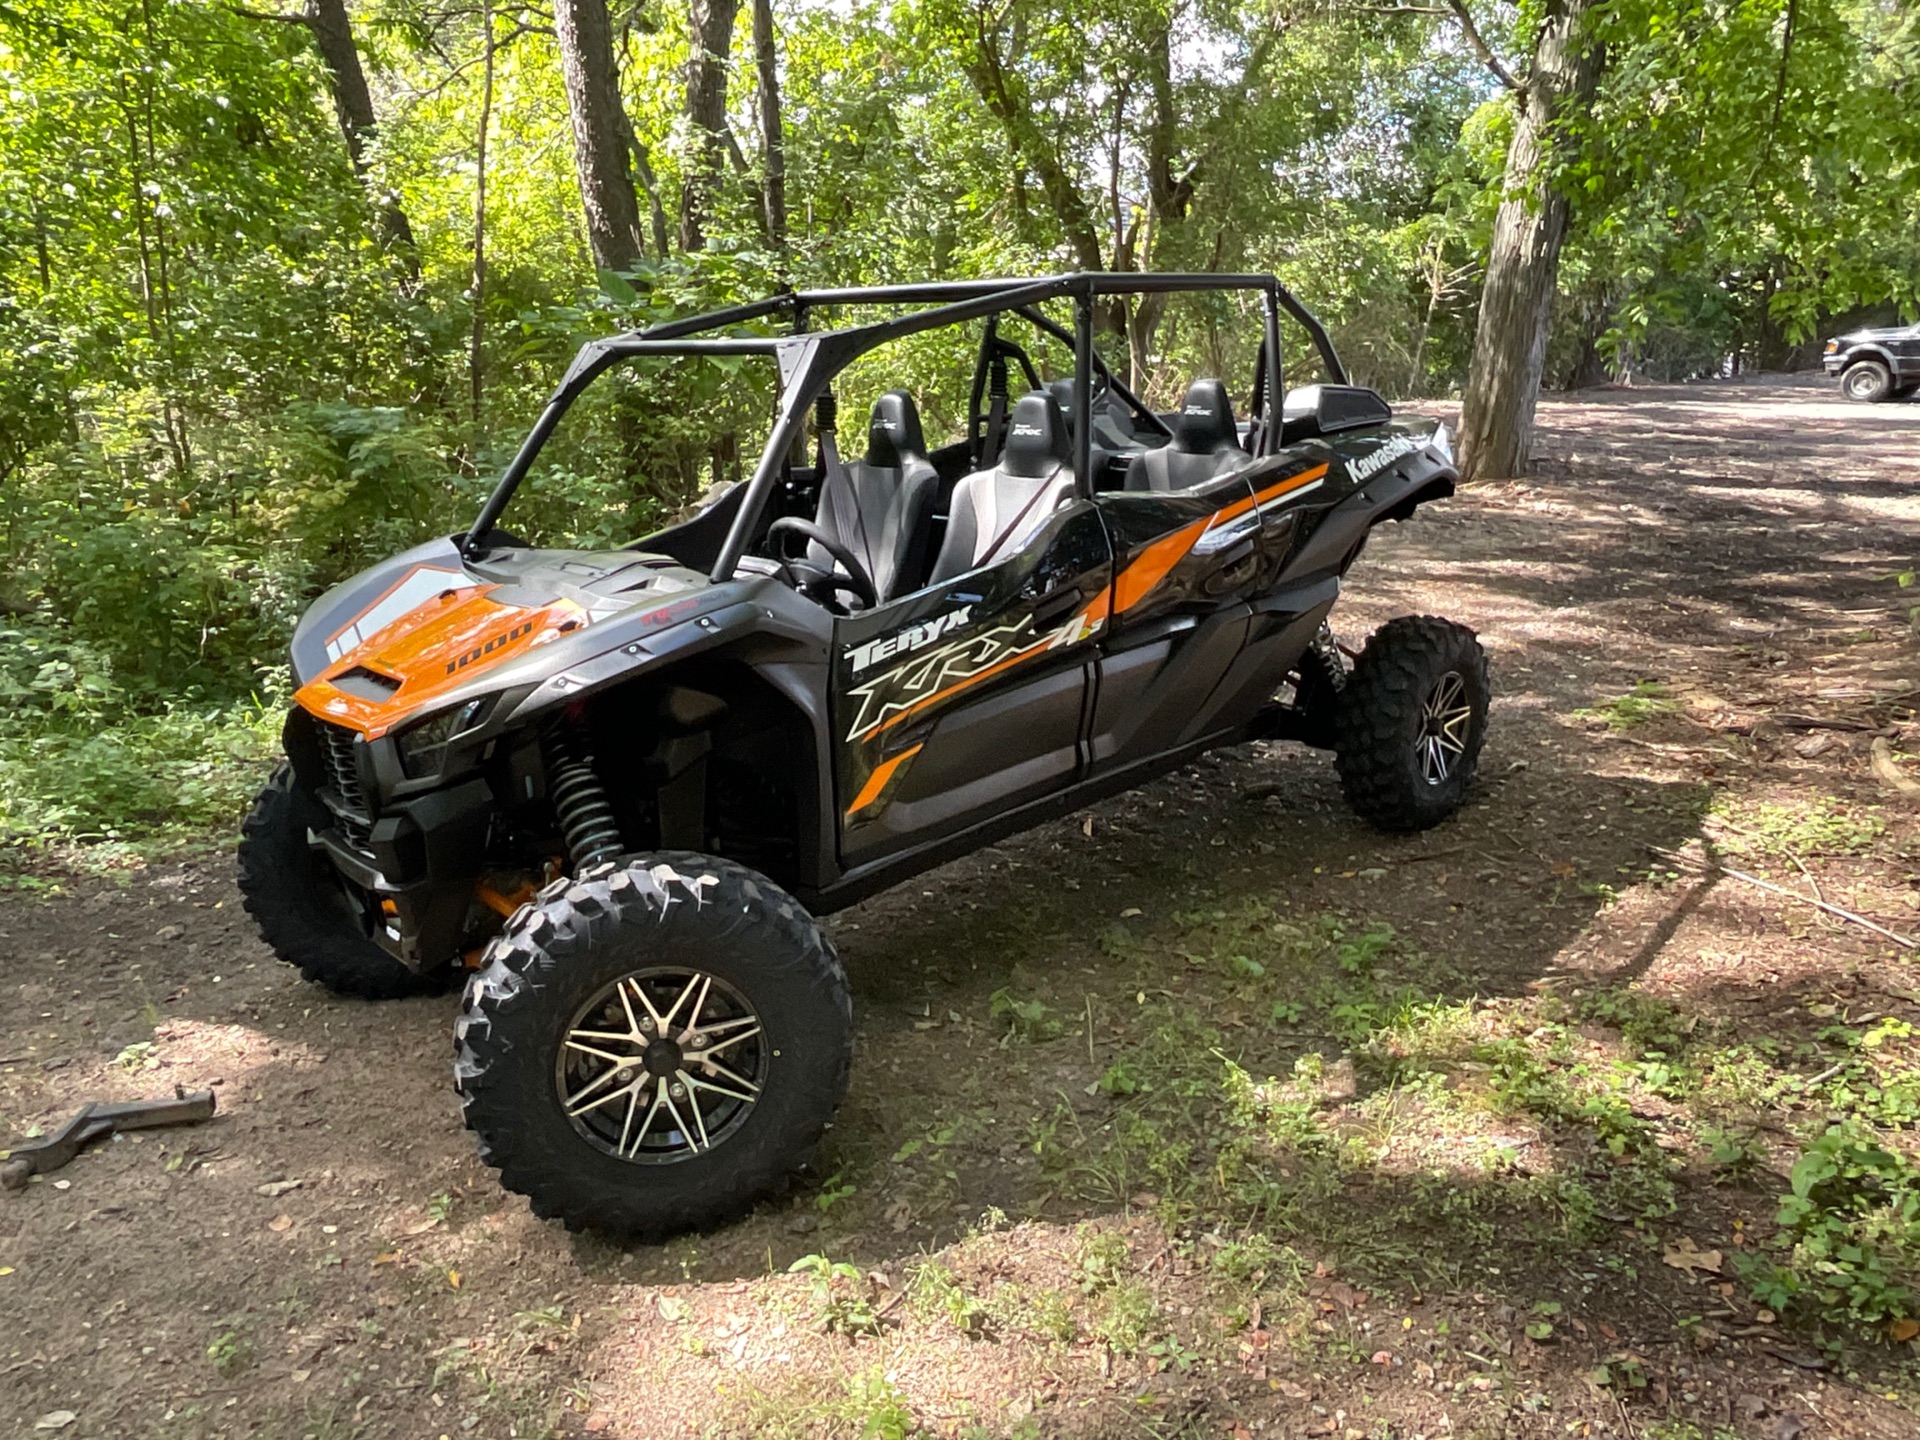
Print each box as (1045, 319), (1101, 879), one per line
(1823, 323), (1920, 402)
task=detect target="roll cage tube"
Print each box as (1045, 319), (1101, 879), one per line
(459, 273), (1349, 569)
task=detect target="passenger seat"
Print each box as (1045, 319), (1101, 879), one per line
(1128, 379), (1250, 492)
(930, 392), (1077, 582)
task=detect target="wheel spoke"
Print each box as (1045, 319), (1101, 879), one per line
(624, 976), (668, 1032)
(566, 1069), (636, 1117)
(686, 1072), (758, 1105)
(697, 1056), (761, 1098)
(696, 1022), (763, 1059)
(666, 1076), (710, 1152)
(621, 1081), (668, 1159)
(658, 972), (705, 1034)
(615, 979), (644, 1037)
(568, 1027), (642, 1046)
(564, 1039), (635, 1066)
(670, 974), (714, 1041)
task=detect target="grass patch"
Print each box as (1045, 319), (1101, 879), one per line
(1576, 680), (1678, 730)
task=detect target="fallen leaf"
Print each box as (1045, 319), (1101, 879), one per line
(1891, 1318), (1919, 1343)
(373, 1251), (401, 1266)
(447, 1269), (461, 1289)
(404, 1215), (442, 1236)
(267, 1214), (293, 1233)
(256, 1179), (302, 1198)
(1082, 816), (1095, 837)
(0, 1266), (14, 1277)
(656, 1294), (689, 1322)
(1662, 1237), (1722, 1276)
(51, 1179), (70, 1191)
(34, 1414), (76, 1432)
(291, 1369), (310, 1383)
(1119, 907), (1142, 918)
(1598, 1322), (1619, 1342)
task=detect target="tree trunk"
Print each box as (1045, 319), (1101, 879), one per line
(554, 0), (646, 274)
(680, 0), (740, 251)
(303, 0), (418, 272)
(470, 2), (495, 425)
(750, 0), (786, 248)
(1456, 0), (1604, 482)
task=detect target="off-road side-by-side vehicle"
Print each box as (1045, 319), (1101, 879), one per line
(239, 273), (1487, 1237)
(1823, 321), (1920, 402)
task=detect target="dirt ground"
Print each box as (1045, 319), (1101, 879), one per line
(4, 375), (1920, 1439)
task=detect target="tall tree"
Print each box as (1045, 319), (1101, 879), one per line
(680, 0), (742, 251)
(1453, 0), (1605, 481)
(554, 0), (647, 273)
(751, 0), (786, 248)
(234, 0), (419, 274)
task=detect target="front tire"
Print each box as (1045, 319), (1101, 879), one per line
(1842, 360), (1893, 403)
(238, 765), (448, 999)
(1334, 616), (1489, 833)
(454, 853), (852, 1239)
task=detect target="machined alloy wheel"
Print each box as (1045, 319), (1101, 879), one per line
(1416, 671), (1474, 785)
(559, 968), (768, 1163)
(456, 852), (852, 1239)
(1334, 615), (1490, 833)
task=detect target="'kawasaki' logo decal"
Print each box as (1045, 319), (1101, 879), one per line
(849, 605), (973, 675)
(1347, 433), (1426, 482)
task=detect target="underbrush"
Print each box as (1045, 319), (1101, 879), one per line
(0, 692), (279, 875)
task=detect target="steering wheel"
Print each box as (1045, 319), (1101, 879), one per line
(765, 517), (879, 611)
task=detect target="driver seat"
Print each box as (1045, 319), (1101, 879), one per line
(812, 391), (939, 603)
(1128, 379), (1250, 492)
(930, 391), (1077, 582)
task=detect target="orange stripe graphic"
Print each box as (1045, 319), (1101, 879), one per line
(873, 639), (1055, 736)
(846, 743), (924, 815)
(1109, 463), (1330, 617)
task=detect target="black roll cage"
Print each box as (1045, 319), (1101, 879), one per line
(461, 272), (1350, 582)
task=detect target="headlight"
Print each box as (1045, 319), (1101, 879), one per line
(1824, 340), (1839, 354)
(396, 697), (491, 778)
(1430, 422), (1454, 465)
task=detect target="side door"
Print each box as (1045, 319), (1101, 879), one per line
(1087, 470), (1268, 770)
(832, 500), (1111, 863)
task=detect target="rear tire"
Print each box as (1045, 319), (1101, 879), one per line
(238, 765), (450, 1000)
(454, 852), (852, 1239)
(1334, 616), (1489, 833)
(1842, 360), (1893, 403)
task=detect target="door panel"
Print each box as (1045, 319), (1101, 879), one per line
(1091, 455), (1335, 771)
(833, 501), (1110, 862)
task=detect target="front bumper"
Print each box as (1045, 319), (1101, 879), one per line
(309, 778), (492, 968)
(287, 710), (494, 968)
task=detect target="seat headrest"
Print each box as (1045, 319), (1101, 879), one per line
(865, 391), (926, 468)
(1001, 391), (1071, 479)
(1173, 379), (1237, 454)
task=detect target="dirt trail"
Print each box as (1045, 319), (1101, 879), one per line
(3, 377), (1918, 1439)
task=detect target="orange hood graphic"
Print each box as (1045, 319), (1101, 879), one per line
(296, 578), (587, 739)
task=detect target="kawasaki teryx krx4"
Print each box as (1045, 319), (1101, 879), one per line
(240, 273), (1486, 1237)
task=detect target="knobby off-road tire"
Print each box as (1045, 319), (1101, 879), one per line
(454, 852), (852, 1239)
(238, 765), (449, 1000)
(1334, 616), (1489, 833)
(1842, 360), (1893, 403)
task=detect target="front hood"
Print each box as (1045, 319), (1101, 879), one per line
(1837, 325), (1918, 342)
(292, 542), (715, 739)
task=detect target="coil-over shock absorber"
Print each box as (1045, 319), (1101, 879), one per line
(541, 724), (625, 871)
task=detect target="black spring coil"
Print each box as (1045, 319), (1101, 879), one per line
(542, 727), (625, 871)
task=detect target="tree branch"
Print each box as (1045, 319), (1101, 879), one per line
(1444, 0), (1524, 94)
(225, 4), (310, 24)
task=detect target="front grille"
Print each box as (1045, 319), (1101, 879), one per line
(317, 721), (374, 849)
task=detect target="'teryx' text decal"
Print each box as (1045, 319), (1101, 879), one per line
(848, 605), (974, 675)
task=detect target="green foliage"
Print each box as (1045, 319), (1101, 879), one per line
(789, 1253), (884, 1338)
(1745, 1124), (1920, 1331)
(1575, 681), (1678, 731)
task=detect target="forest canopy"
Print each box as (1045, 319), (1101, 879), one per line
(0, 0), (1916, 849)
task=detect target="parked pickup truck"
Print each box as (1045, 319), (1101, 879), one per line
(1824, 323), (1920, 402)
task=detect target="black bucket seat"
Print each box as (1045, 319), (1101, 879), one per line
(1128, 379), (1250, 492)
(811, 391), (939, 603)
(930, 391), (1077, 582)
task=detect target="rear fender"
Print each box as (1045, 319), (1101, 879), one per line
(1284, 452), (1457, 584)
